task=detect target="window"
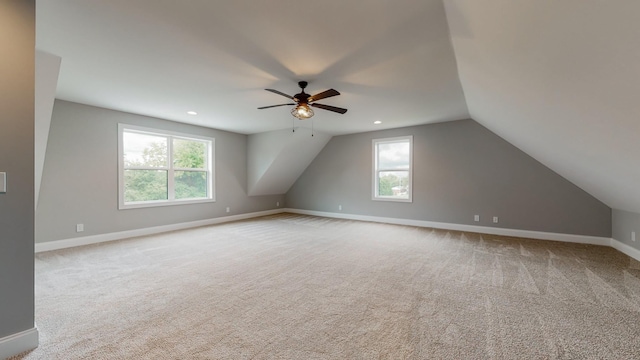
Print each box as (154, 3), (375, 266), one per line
(118, 124), (214, 209)
(372, 136), (413, 202)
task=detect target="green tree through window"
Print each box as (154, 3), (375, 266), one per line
(119, 125), (214, 208)
(173, 139), (207, 199)
(373, 136), (412, 202)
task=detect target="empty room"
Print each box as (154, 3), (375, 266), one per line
(2, 0), (640, 359)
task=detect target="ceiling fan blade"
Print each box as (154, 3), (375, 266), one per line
(265, 89), (294, 100)
(311, 103), (348, 114)
(258, 103), (295, 109)
(308, 89), (340, 102)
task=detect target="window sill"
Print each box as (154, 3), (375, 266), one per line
(119, 197), (216, 210)
(372, 197), (413, 203)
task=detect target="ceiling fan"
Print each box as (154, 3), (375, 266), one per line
(258, 81), (348, 119)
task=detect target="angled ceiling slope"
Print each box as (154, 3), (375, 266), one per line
(36, 0), (638, 214)
(444, 0), (640, 214)
(248, 128), (332, 196)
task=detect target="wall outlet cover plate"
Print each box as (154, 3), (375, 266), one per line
(0, 172), (6, 193)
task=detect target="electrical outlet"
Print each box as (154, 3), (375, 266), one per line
(226, 207), (230, 213)
(0, 172), (6, 193)
(493, 216), (499, 223)
(76, 224), (84, 232)
(338, 205), (342, 211)
(632, 231), (636, 242)
(276, 201), (280, 207)
(474, 215), (480, 222)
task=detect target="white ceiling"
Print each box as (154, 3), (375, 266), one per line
(36, 0), (468, 135)
(36, 0), (640, 214)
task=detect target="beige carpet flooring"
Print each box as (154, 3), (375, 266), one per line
(11, 213), (640, 359)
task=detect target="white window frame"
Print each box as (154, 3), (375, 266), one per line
(372, 135), (413, 202)
(118, 124), (215, 209)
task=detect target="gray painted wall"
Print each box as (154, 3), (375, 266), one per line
(286, 119), (611, 237)
(612, 209), (640, 251)
(0, 0), (35, 339)
(36, 100), (283, 243)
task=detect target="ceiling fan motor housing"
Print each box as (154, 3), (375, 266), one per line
(295, 81), (310, 103)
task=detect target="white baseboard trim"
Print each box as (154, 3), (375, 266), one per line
(35, 209), (284, 253)
(0, 327), (38, 360)
(37, 208), (638, 261)
(610, 238), (640, 262)
(283, 208), (611, 246)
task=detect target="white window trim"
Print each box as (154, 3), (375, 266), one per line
(118, 123), (215, 210)
(372, 135), (413, 203)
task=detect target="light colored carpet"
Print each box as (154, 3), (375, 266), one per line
(11, 213), (640, 359)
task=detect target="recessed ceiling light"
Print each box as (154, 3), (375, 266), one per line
(187, 111), (198, 115)
(374, 120), (382, 124)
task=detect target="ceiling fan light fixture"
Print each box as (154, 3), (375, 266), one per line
(291, 104), (314, 119)
(259, 81), (346, 117)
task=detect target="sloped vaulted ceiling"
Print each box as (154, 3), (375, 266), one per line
(444, 0), (640, 214)
(36, 0), (639, 214)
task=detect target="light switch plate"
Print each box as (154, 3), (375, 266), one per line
(0, 172), (6, 193)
